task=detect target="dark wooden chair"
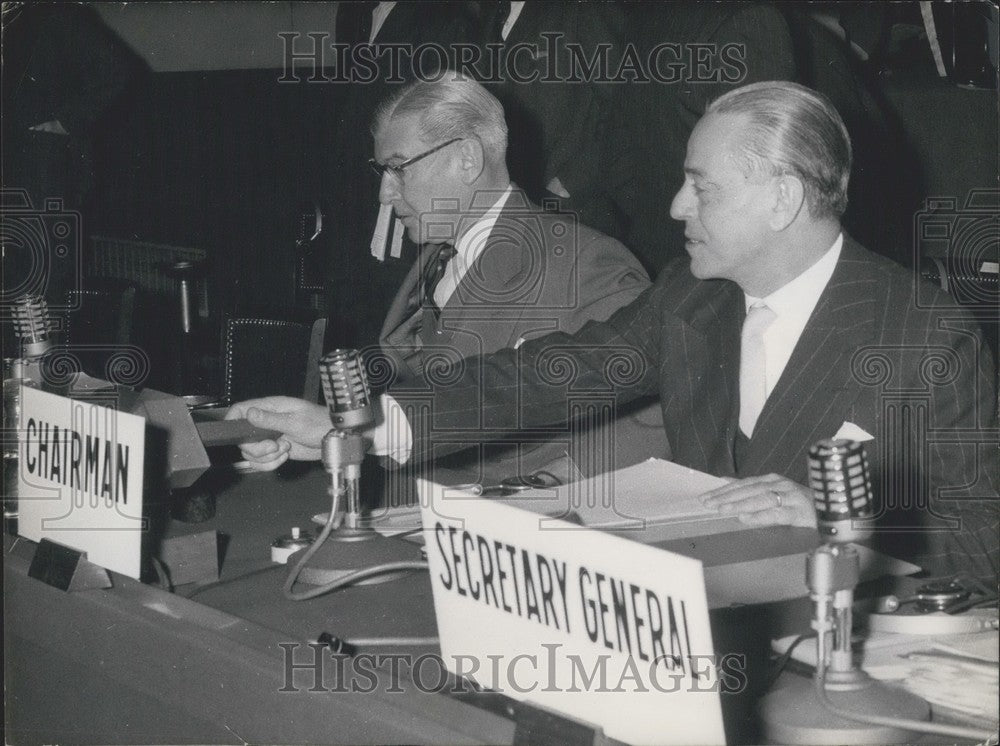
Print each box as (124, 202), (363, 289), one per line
(57, 279), (141, 384)
(219, 316), (327, 406)
(62, 280), (137, 346)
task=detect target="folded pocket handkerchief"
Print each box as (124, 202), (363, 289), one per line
(833, 421), (875, 442)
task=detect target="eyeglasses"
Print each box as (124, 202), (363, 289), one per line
(368, 138), (462, 180)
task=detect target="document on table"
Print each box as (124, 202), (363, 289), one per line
(501, 457), (730, 528)
(354, 458), (731, 536)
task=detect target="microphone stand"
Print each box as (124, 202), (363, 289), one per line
(759, 439), (959, 744)
(283, 350), (424, 594)
(760, 542), (931, 744)
(4, 296), (54, 533)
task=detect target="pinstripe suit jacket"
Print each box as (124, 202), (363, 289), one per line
(402, 236), (998, 579)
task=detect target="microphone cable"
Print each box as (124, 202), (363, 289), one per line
(281, 481), (428, 603)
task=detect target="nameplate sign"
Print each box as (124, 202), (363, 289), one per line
(18, 387), (145, 578)
(418, 479), (725, 746)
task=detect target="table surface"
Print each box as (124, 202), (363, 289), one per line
(5, 462), (993, 745)
(5, 464), (518, 746)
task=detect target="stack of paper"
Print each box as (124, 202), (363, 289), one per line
(352, 458), (731, 537)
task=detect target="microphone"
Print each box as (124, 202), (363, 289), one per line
(761, 439), (932, 744)
(284, 349), (422, 592)
(11, 295), (54, 359)
(295, 201), (323, 249)
(5, 295), (55, 533)
(294, 201), (326, 310)
(319, 349), (374, 431)
(318, 349), (373, 530)
(808, 439), (874, 544)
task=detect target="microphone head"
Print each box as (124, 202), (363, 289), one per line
(11, 295), (53, 358)
(808, 438), (874, 543)
(319, 349), (375, 431)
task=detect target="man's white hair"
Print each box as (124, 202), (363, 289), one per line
(708, 80), (852, 219)
(373, 72), (508, 164)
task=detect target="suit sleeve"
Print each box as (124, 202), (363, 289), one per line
(554, 232), (650, 336)
(391, 280), (667, 464)
(867, 273), (999, 583)
(914, 317), (999, 582)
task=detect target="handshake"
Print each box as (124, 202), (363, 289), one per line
(225, 396), (335, 471)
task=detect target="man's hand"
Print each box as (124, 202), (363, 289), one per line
(700, 473), (817, 528)
(225, 396), (331, 472)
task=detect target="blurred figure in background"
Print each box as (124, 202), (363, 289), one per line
(472, 1), (630, 241)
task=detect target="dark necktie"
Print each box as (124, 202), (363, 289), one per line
(421, 244), (458, 315)
(385, 244), (456, 377)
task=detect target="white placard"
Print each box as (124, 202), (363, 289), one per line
(418, 479), (726, 746)
(18, 387), (146, 578)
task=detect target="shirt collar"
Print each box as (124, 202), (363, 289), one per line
(745, 233), (843, 316)
(453, 184), (513, 262)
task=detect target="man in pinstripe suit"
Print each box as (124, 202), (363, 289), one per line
(234, 81), (997, 581)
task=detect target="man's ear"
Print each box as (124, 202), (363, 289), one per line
(770, 174), (806, 230)
(457, 138), (485, 184)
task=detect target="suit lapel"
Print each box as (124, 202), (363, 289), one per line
(743, 239), (878, 478)
(667, 278), (744, 476)
(441, 194), (534, 352)
(383, 191), (533, 365)
(379, 243), (441, 343)
(378, 243), (449, 381)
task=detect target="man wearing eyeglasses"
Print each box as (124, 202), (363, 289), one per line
(232, 80), (997, 581)
(364, 74), (663, 483)
(251, 74), (662, 485)
(369, 75), (648, 370)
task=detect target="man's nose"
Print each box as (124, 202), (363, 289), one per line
(669, 181), (694, 221)
(378, 173), (400, 204)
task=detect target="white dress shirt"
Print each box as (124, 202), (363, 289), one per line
(743, 233), (843, 400)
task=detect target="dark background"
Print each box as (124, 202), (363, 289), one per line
(3, 1), (997, 392)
